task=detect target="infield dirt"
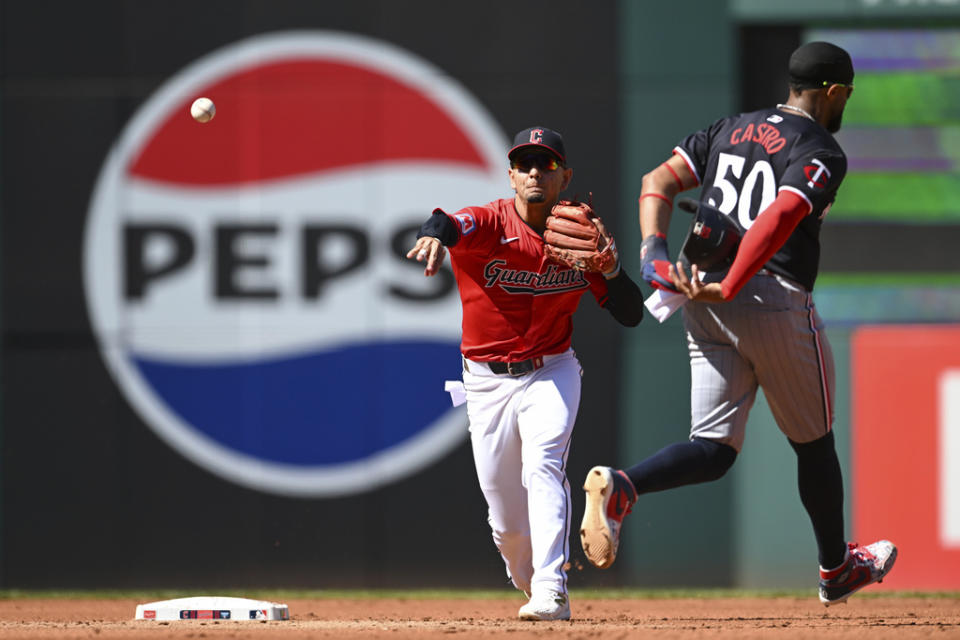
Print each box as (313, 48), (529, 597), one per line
(0, 595), (958, 639)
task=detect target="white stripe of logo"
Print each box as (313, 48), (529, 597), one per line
(940, 369), (960, 547)
(806, 158), (831, 189)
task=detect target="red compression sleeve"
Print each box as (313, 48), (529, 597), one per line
(720, 190), (811, 300)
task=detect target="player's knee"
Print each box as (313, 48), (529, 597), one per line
(692, 437), (738, 481)
(520, 457), (565, 488)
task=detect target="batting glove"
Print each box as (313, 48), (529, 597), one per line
(640, 233), (679, 293)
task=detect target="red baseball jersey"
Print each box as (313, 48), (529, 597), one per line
(444, 198), (609, 361)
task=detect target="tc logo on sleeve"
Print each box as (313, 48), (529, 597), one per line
(84, 31), (507, 497)
(804, 158), (832, 189)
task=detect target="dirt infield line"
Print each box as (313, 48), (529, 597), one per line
(0, 595), (957, 639)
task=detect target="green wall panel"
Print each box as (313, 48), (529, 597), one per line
(733, 0), (960, 20)
(618, 0), (736, 586)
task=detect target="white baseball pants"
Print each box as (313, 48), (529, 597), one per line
(462, 349), (581, 597)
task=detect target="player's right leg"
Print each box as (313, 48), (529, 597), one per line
(580, 465), (637, 569)
(463, 367), (532, 595)
(622, 303), (754, 520)
(515, 352), (581, 621)
(579, 303), (752, 569)
(683, 301), (759, 454)
(581, 438), (737, 569)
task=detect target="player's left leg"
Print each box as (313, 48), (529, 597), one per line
(788, 433), (846, 568)
(745, 273), (897, 604)
(743, 276), (847, 570)
(515, 350), (580, 621)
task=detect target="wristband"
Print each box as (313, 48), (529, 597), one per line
(416, 209), (459, 247)
(640, 193), (673, 206)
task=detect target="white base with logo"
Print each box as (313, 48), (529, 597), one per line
(135, 596), (290, 621)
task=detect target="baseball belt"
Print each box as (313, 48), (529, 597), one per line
(465, 356), (545, 377)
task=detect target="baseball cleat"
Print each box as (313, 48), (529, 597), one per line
(819, 540), (898, 606)
(518, 591), (570, 621)
(580, 465), (637, 569)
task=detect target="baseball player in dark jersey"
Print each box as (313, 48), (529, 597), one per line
(407, 127), (644, 620)
(579, 42), (897, 605)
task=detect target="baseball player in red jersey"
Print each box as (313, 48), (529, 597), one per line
(407, 127), (644, 620)
(579, 43), (897, 605)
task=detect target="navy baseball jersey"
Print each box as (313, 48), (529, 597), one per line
(674, 108), (847, 290)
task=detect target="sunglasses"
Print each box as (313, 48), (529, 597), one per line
(510, 154), (562, 172)
(823, 81), (854, 91)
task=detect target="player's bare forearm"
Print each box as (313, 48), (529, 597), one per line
(670, 261), (726, 303)
(405, 236), (447, 277)
(639, 179), (674, 238)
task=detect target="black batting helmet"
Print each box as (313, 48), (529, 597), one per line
(677, 198), (744, 272)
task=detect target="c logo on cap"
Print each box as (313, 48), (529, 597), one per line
(529, 128), (543, 144)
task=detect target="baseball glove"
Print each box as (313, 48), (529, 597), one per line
(543, 199), (619, 273)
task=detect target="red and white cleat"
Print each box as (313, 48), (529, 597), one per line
(580, 466), (637, 569)
(819, 540), (898, 606)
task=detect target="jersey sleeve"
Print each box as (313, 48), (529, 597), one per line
(444, 205), (498, 255)
(585, 271), (610, 306)
(675, 117), (729, 186)
(777, 145), (847, 214)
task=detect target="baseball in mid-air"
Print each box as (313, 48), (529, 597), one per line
(190, 97), (216, 123)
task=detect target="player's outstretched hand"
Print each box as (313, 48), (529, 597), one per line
(406, 236), (447, 277)
(670, 261), (726, 303)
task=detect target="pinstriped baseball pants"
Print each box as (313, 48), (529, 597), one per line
(682, 271), (835, 452)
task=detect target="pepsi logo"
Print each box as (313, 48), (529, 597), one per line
(84, 31), (508, 496)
